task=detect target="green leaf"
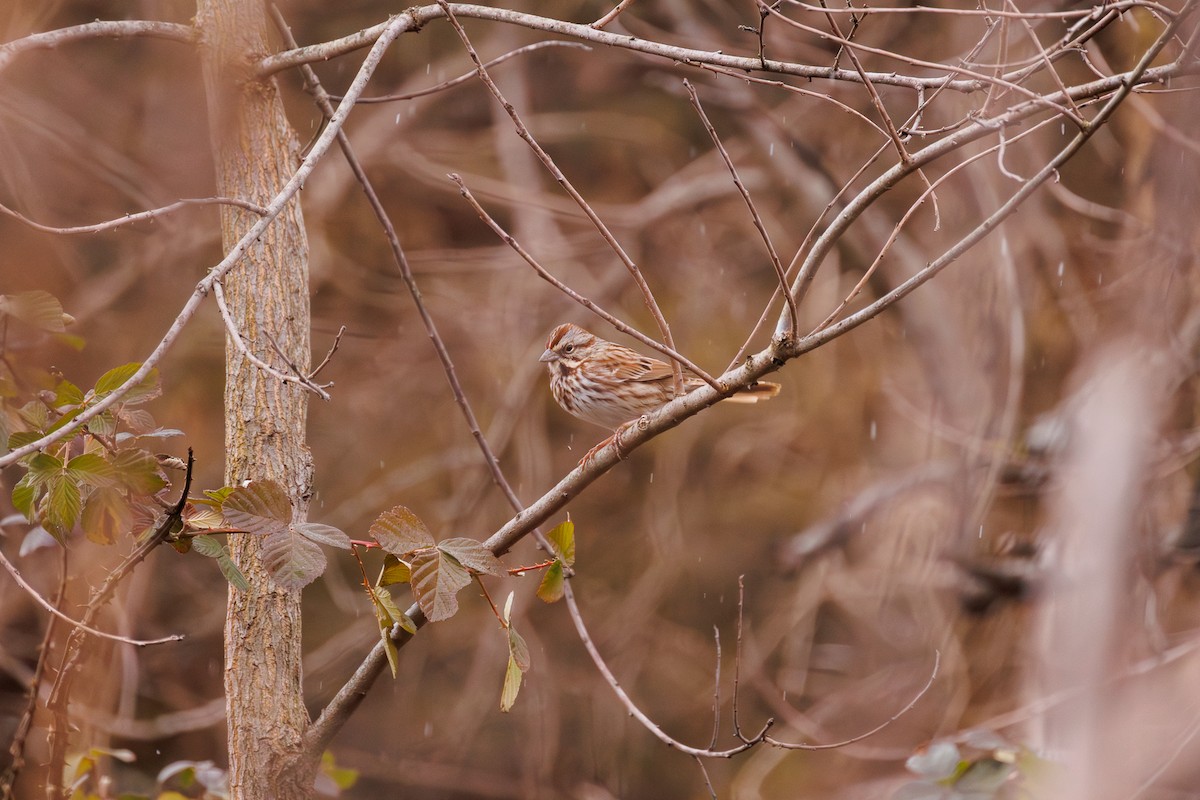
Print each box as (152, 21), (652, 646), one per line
(53, 379), (85, 409)
(7, 429), (44, 452)
(294, 522), (351, 550)
(499, 624), (530, 713)
(547, 519), (575, 565)
(203, 486), (236, 505)
(261, 527), (325, 590)
(437, 537), (504, 576)
(409, 548), (471, 622)
(42, 473), (81, 539)
(320, 751), (359, 792)
(216, 552), (250, 592)
(94, 363), (161, 405)
(190, 534), (225, 558)
(80, 486), (131, 545)
(66, 453), (116, 488)
(222, 481), (291, 535)
(0, 290), (72, 332)
(377, 553), (411, 586)
(537, 561), (565, 603)
(370, 586), (402, 678)
(369, 505), (434, 556)
(111, 449), (167, 495)
(500, 654), (523, 713)
(16, 400), (49, 431)
(12, 473), (40, 520)
(86, 410), (117, 436)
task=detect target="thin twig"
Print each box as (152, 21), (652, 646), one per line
(591, 0), (638, 29)
(764, 651), (940, 750)
(309, 325), (346, 379)
(0, 548), (182, 646)
(212, 280), (333, 400)
(434, 0), (686, 394)
(448, 174), (722, 388)
(683, 80), (798, 340)
(0, 11), (414, 469)
(0, 196), (267, 236)
(341, 41), (591, 103)
(44, 450), (194, 800)
(0, 20), (196, 75)
(0, 547), (66, 800)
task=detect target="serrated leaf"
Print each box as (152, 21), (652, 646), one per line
(94, 363), (161, 405)
(377, 553), (411, 586)
(12, 473), (39, 520)
(0, 290), (71, 332)
(53, 380), (85, 409)
(537, 561), (565, 603)
(110, 449), (167, 495)
(16, 400), (49, 431)
(409, 548), (471, 622)
(190, 534), (225, 558)
(294, 521), (351, 549)
(547, 520), (576, 565)
(80, 486), (131, 545)
(66, 452), (116, 488)
(182, 503), (226, 531)
(42, 473), (81, 539)
(27, 451), (62, 478)
(117, 407), (155, 434)
(369, 505), (434, 556)
(87, 410), (117, 436)
(261, 527), (325, 590)
(7, 429), (44, 452)
(222, 481), (291, 535)
(438, 537), (504, 576)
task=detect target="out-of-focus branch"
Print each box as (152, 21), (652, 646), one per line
(434, 0), (685, 392)
(449, 176), (721, 388)
(44, 450), (194, 800)
(0, 20), (196, 75)
(0, 12), (415, 469)
(0, 549), (182, 646)
(0, 197), (267, 236)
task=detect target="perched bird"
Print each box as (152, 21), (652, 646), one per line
(539, 322), (780, 430)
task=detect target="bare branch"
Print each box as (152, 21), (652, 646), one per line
(344, 41), (591, 103)
(212, 280), (333, 400)
(448, 175), (722, 388)
(0, 196), (267, 236)
(434, 0), (685, 392)
(0, 548), (182, 647)
(0, 20), (196, 75)
(0, 12), (416, 469)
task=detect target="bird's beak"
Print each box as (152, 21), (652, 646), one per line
(539, 349), (558, 363)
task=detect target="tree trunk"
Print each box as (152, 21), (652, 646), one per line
(195, 1), (314, 797)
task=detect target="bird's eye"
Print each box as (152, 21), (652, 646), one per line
(564, 344), (575, 353)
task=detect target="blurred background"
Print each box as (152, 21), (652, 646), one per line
(2, 0), (1200, 797)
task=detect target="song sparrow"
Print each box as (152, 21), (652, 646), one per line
(539, 322), (781, 430)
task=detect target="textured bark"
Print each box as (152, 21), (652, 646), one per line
(195, 1), (315, 797)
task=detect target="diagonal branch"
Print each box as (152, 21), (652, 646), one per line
(0, 12), (415, 469)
